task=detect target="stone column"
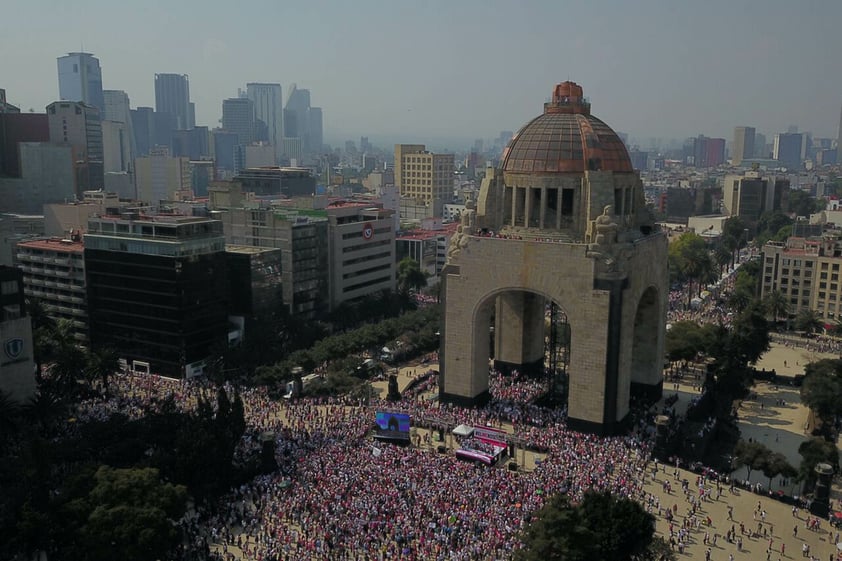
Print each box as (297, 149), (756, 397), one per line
(494, 292), (545, 375)
(511, 186), (518, 227)
(539, 187), (547, 229)
(556, 188), (563, 229)
(523, 187), (532, 228)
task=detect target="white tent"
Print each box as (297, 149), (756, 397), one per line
(452, 424), (474, 437)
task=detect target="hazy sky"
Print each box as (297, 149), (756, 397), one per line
(3, 0), (842, 148)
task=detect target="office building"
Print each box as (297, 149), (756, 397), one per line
(154, 74), (194, 130)
(732, 126), (755, 165)
(325, 201), (395, 310)
(225, 245), (283, 326)
(837, 104), (842, 166)
(130, 106), (155, 157)
(759, 236), (842, 325)
(396, 221), (458, 277)
(172, 126), (210, 160)
(16, 237), (88, 343)
(234, 167), (316, 197)
(722, 170), (789, 221)
(221, 98), (254, 146)
(211, 194), (328, 319)
(101, 120), (132, 174)
(212, 129), (240, 178)
(57, 52), (104, 113)
(0, 266), (36, 403)
(84, 213), (228, 377)
(0, 112), (49, 177)
(692, 135), (725, 168)
(103, 90), (136, 167)
(47, 101), (104, 195)
(0, 214), (44, 267)
(0, 142), (75, 215)
(773, 133), (803, 170)
(309, 107), (323, 156)
(394, 144), (455, 218)
(134, 147), (191, 203)
(246, 83), (283, 163)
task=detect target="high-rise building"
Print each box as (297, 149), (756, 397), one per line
(134, 146), (191, 203)
(47, 101), (104, 196)
(837, 103), (842, 165)
(16, 237), (88, 343)
(221, 98), (254, 146)
(773, 132), (803, 170)
(732, 126), (755, 165)
(154, 74), (193, 130)
(103, 90), (136, 166)
(0, 89), (20, 113)
(309, 107), (323, 156)
(722, 170), (789, 220)
(0, 112), (49, 177)
(246, 83), (283, 163)
(692, 135), (725, 168)
(84, 214), (229, 377)
(130, 106), (155, 157)
(0, 266), (36, 403)
(284, 84), (312, 158)
(394, 144), (455, 218)
(57, 52), (105, 113)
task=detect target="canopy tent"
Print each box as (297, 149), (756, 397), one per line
(452, 424), (474, 437)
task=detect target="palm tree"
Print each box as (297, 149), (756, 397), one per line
(714, 245), (732, 276)
(763, 290), (789, 326)
(85, 347), (121, 394)
(794, 308), (823, 334)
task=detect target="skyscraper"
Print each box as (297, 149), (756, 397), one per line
(47, 101), (104, 195)
(103, 90), (136, 169)
(154, 73), (193, 130)
(246, 83), (283, 163)
(732, 126), (755, 165)
(773, 133), (803, 170)
(837, 103), (842, 165)
(222, 98), (255, 146)
(57, 52), (105, 113)
(285, 84), (311, 156)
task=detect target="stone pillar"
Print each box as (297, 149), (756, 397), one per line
(494, 292), (545, 375)
(511, 186), (518, 227)
(539, 187), (547, 229)
(556, 188), (563, 229)
(524, 187), (531, 228)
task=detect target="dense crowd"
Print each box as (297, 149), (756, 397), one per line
(69, 366), (653, 561)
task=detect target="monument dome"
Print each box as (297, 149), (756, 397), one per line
(501, 81), (633, 174)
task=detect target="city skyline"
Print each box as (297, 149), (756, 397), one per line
(3, 0), (842, 147)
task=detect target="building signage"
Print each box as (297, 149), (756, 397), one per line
(4, 337), (24, 360)
(362, 222), (374, 240)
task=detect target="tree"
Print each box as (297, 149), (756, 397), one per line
(789, 190), (820, 218)
(797, 437), (840, 488)
(72, 466), (187, 561)
(762, 290), (789, 325)
(760, 452), (794, 489)
(669, 233), (713, 307)
(800, 360), (842, 422)
(665, 321), (705, 363)
(397, 257), (428, 295)
(794, 308), (823, 334)
(728, 301), (770, 366)
(85, 347), (121, 394)
(733, 440), (772, 481)
(515, 491), (657, 561)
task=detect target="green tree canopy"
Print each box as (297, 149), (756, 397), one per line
(70, 466), (187, 561)
(397, 257), (428, 295)
(800, 359), (842, 421)
(515, 490), (659, 561)
(798, 437), (840, 486)
(794, 308), (823, 334)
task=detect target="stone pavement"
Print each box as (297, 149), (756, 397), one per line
(649, 342), (842, 560)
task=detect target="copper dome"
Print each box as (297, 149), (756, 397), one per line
(501, 81), (633, 174)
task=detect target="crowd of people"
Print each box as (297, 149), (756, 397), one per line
(68, 365), (656, 561)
